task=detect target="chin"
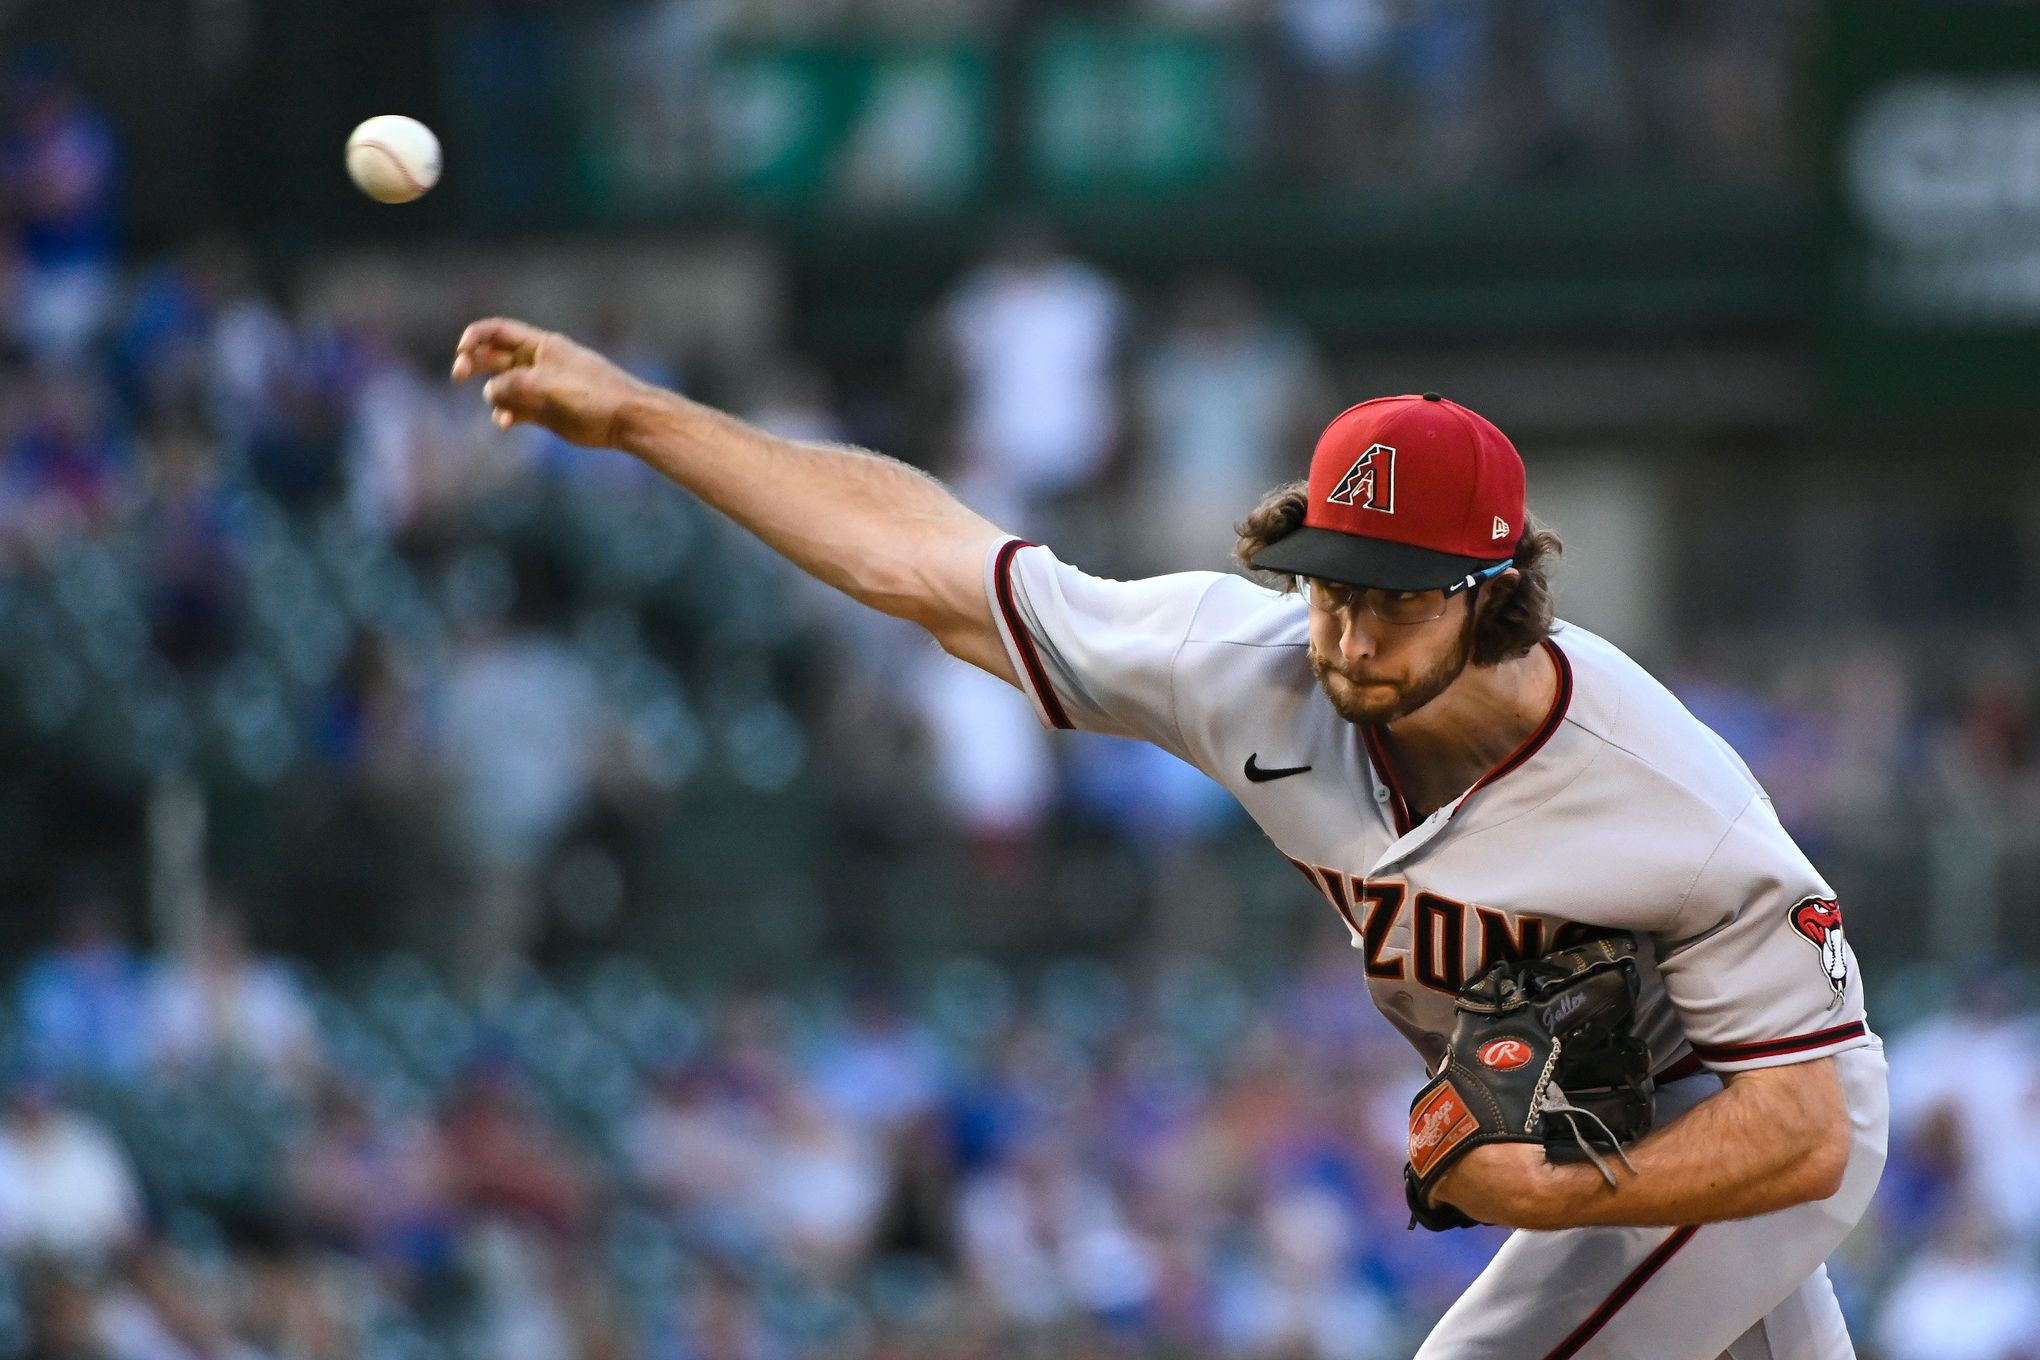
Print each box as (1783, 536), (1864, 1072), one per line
(1321, 676), (1407, 726)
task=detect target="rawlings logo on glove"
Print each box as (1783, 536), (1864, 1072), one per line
(1477, 1038), (1533, 1070)
(1408, 1084), (1482, 1177)
(1403, 933), (1655, 1232)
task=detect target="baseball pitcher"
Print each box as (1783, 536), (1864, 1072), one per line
(453, 319), (1887, 1360)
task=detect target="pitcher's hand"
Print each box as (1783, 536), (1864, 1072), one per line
(451, 316), (655, 448)
(1429, 1141), (1565, 1230)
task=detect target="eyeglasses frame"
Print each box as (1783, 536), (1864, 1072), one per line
(1305, 560), (1512, 626)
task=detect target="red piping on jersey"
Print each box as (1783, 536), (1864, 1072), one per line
(1541, 1226), (1699, 1360)
(1361, 725), (1418, 835)
(1362, 638), (1573, 835)
(1690, 1021), (1867, 1065)
(993, 540), (1073, 731)
(1467, 638), (1573, 797)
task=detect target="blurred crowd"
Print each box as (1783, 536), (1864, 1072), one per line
(3, 886), (2039, 1360)
(0, 891), (1472, 1360)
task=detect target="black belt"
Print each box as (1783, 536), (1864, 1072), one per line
(1654, 1051), (1704, 1084)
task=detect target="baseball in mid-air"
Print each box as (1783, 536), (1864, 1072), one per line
(345, 115), (441, 204)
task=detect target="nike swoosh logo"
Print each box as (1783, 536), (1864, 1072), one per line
(1244, 754), (1312, 783)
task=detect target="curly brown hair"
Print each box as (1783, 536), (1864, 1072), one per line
(1233, 480), (1562, 665)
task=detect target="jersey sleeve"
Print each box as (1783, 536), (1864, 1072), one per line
(983, 537), (1222, 760)
(1653, 796), (1873, 1073)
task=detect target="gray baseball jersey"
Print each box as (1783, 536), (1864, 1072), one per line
(983, 537), (1888, 1360)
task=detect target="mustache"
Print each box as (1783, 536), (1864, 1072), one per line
(1308, 648), (1398, 688)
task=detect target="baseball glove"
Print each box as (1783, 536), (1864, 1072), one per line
(1403, 933), (1653, 1231)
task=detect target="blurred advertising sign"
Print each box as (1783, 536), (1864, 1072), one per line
(576, 23), (1238, 212)
(579, 35), (991, 213)
(1828, 2), (2040, 417)
(1029, 23), (1242, 192)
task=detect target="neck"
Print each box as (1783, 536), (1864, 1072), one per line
(1382, 643), (1559, 808)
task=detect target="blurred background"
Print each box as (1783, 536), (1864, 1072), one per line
(0, 0), (2035, 1356)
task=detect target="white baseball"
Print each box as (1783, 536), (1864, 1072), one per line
(346, 115), (441, 204)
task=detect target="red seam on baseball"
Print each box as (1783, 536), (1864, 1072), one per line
(352, 139), (428, 195)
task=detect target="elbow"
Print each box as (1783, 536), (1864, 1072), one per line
(1806, 1142), (1849, 1203)
(1792, 1121), (1852, 1204)
(1740, 1057), (1853, 1209)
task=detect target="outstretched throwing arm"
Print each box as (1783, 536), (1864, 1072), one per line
(451, 318), (1015, 680)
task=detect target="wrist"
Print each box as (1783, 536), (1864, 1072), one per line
(1521, 1157), (1602, 1229)
(610, 380), (676, 454)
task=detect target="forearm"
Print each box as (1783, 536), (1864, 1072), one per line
(454, 316), (1013, 664)
(1520, 1060), (1849, 1229)
(614, 387), (1003, 627)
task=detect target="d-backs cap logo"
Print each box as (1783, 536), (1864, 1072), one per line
(1788, 896), (1849, 1000)
(1326, 443), (1396, 513)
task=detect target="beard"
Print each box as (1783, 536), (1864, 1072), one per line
(1309, 603), (1479, 726)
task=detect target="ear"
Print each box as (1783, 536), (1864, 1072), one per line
(1472, 566), (1519, 611)
(1466, 567), (1517, 636)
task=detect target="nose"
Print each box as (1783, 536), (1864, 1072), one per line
(1338, 607), (1380, 663)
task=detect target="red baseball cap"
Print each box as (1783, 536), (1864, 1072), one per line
(1249, 392), (1525, 592)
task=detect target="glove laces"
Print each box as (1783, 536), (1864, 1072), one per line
(1541, 1089), (1638, 1189)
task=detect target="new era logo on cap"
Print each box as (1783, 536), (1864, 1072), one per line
(1493, 516), (1510, 539)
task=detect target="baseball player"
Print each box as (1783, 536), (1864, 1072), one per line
(452, 318), (1888, 1359)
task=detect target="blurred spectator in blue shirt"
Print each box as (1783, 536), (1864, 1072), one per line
(804, 984), (943, 1142)
(17, 885), (147, 1084)
(112, 240), (255, 426)
(2, 55), (119, 364)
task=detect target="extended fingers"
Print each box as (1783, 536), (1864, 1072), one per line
(456, 316), (543, 355)
(451, 317), (544, 381)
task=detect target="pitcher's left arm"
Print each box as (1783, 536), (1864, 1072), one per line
(1433, 1056), (1848, 1228)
